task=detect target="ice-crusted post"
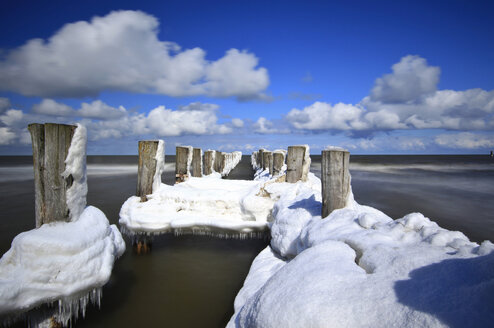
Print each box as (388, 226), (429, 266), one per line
(262, 151), (273, 174)
(176, 146), (192, 183)
(28, 123), (77, 227)
(192, 148), (203, 177)
(204, 150), (215, 175)
(321, 148), (351, 218)
(273, 151), (285, 176)
(286, 145), (310, 183)
(137, 140), (162, 202)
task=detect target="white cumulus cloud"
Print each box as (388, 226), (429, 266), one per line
(0, 10), (269, 100)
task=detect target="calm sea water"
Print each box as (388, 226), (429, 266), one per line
(0, 154), (493, 326)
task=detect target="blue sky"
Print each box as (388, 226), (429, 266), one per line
(0, 0), (493, 154)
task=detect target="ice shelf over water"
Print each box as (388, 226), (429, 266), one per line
(119, 169), (289, 236)
(0, 124), (125, 326)
(227, 172), (494, 327)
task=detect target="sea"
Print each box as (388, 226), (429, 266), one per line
(0, 154), (493, 327)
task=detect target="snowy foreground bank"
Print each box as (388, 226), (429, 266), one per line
(227, 173), (494, 327)
(0, 125), (125, 325)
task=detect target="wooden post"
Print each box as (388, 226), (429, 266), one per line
(273, 151), (285, 176)
(176, 146), (191, 183)
(28, 123), (77, 227)
(286, 145), (309, 183)
(321, 149), (350, 218)
(192, 148), (202, 177)
(204, 150), (215, 175)
(262, 151), (273, 174)
(214, 150), (223, 173)
(137, 141), (160, 202)
(258, 149), (265, 169)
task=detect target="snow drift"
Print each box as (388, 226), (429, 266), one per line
(228, 173), (494, 327)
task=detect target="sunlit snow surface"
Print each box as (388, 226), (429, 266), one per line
(0, 206), (125, 324)
(119, 170), (281, 236)
(227, 174), (494, 328)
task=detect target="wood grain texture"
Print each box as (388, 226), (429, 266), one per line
(203, 150), (215, 175)
(137, 140), (159, 201)
(28, 123), (76, 227)
(192, 148), (202, 177)
(321, 150), (350, 218)
(286, 146), (306, 183)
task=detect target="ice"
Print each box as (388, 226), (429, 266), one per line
(0, 206), (125, 324)
(221, 151), (242, 176)
(152, 140), (165, 193)
(228, 174), (494, 327)
(61, 123), (88, 221)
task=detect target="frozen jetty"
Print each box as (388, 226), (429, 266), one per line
(121, 142), (262, 237)
(0, 124), (125, 326)
(227, 148), (494, 327)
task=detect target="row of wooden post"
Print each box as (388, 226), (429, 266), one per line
(252, 146), (350, 216)
(28, 123), (351, 228)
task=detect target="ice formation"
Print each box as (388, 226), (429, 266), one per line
(0, 124), (125, 326)
(221, 151), (242, 176)
(119, 173), (285, 236)
(227, 173), (494, 327)
(152, 140), (165, 193)
(61, 123), (88, 221)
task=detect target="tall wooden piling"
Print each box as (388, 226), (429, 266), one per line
(321, 149), (350, 218)
(286, 146), (309, 183)
(28, 123), (77, 227)
(176, 146), (192, 183)
(137, 140), (160, 202)
(214, 150), (223, 173)
(204, 150), (215, 175)
(273, 151), (285, 176)
(192, 148), (202, 177)
(258, 149), (265, 169)
(262, 151), (273, 174)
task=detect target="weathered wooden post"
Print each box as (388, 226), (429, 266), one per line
(262, 151), (273, 174)
(286, 145), (310, 183)
(214, 150), (223, 173)
(176, 146), (192, 183)
(258, 148), (265, 169)
(204, 150), (215, 175)
(192, 148), (203, 177)
(137, 140), (160, 202)
(321, 149), (351, 218)
(28, 123), (77, 227)
(272, 151), (285, 176)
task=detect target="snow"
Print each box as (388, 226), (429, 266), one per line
(0, 206), (125, 325)
(61, 123), (87, 221)
(221, 151), (242, 176)
(152, 140), (165, 193)
(119, 173), (286, 236)
(0, 124), (125, 325)
(228, 174), (494, 327)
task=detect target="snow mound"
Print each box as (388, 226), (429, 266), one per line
(228, 175), (494, 328)
(119, 173), (291, 236)
(0, 206), (125, 324)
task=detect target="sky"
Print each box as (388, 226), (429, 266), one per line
(0, 0), (493, 155)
